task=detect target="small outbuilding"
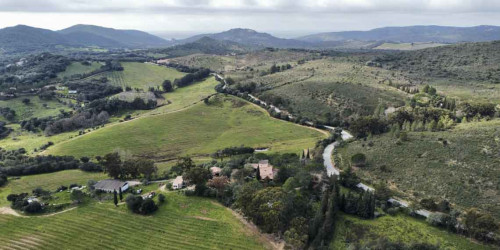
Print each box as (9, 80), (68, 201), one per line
(172, 176), (184, 190)
(210, 166), (222, 176)
(94, 180), (129, 193)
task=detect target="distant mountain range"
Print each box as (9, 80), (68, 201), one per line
(298, 25), (500, 43)
(0, 24), (171, 53)
(1, 24), (500, 54)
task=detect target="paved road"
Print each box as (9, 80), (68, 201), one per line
(323, 129), (353, 177)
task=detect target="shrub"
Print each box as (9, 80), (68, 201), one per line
(126, 195), (158, 215)
(158, 194), (166, 203)
(351, 153), (367, 167)
(386, 207), (399, 216)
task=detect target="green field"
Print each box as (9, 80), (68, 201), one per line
(45, 95), (325, 159)
(0, 192), (266, 249)
(96, 62), (186, 90)
(337, 119), (500, 217)
(0, 96), (71, 122)
(57, 61), (102, 78)
(331, 213), (494, 249)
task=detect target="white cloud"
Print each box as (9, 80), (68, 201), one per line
(0, 0), (499, 38)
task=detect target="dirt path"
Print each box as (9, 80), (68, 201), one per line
(0, 206), (77, 218)
(210, 202), (284, 250)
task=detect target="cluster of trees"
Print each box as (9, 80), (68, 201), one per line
(159, 63), (201, 73)
(65, 80), (122, 102)
(100, 153), (157, 180)
(339, 190), (376, 219)
(0, 155), (81, 176)
(349, 116), (388, 138)
(7, 193), (44, 213)
(268, 64), (292, 74)
(0, 53), (70, 91)
(173, 68), (210, 88)
(426, 208), (499, 243)
(461, 102), (497, 120)
(44, 110), (110, 135)
(0, 107), (16, 121)
(210, 146), (255, 162)
(125, 195), (158, 215)
(0, 122), (12, 139)
(86, 98), (157, 115)
(21, 110), (72, 132)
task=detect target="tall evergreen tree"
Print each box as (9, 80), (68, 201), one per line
(119, 188), (123, 201)
(113, 190), (118, 207)
(256, 166), (261, 181)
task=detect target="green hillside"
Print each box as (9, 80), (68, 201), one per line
(45, 95), (325, 159)
(337, 119), (500, 217)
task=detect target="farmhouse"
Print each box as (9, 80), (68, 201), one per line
(68, 90), (78, 94)
(94, 180), (129, 192)
(251, 160), (278, 180)
(172, 176), (184, 190)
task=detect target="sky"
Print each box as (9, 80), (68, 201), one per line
(1, 0), (500, 39)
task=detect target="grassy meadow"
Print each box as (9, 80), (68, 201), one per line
(57, 61), (102, 78)
(96, 62), (186, 90)
(0, 96), (71, 122)
(331, 213), (495, 250)
(337, 119), (500, 217)
(0, 192), (267, 250)
(45, 95), (325, 159)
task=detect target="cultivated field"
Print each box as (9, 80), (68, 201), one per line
(331, 213), (495, 249)
(96, 62), (186, 90)
(337, 119), (500, 217)
(57, 61), (102, 78)
(45, 95), (325, 159)
(0, 192), (266, 250)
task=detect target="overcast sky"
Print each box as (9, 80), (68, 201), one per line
(1, 0), (500, 38)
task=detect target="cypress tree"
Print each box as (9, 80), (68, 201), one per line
(113, 190), (118, 207)
(256, 166), (261, 181)
(119, 188), (123, 201)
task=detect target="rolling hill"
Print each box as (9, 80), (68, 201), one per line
(298, 25), (500, 43)
(179, 28), (310, 48)
(58, 24), (171, 48)
(0, 24), (171, 53)
(158, 37), (251, 57)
